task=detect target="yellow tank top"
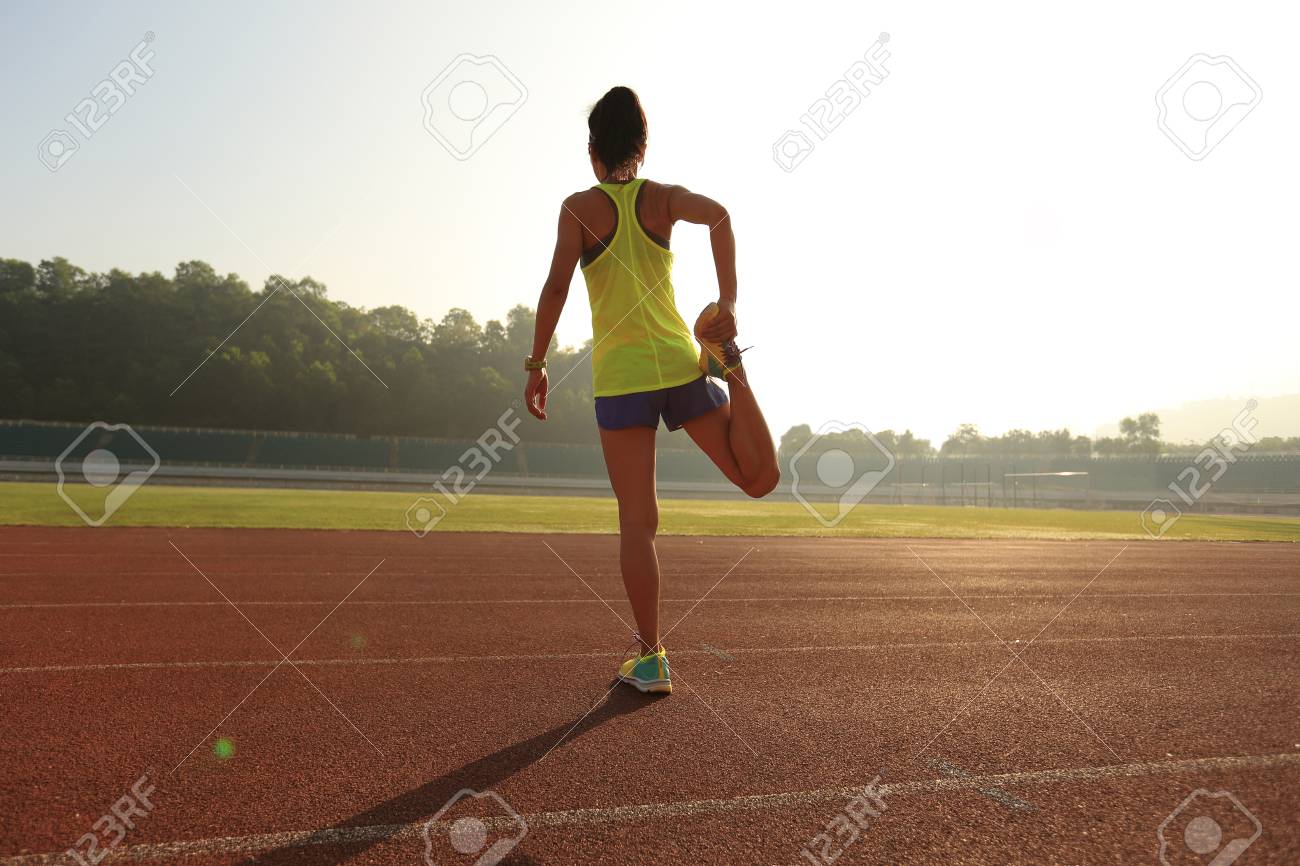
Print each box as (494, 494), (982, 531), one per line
(581, 178), (702, 397)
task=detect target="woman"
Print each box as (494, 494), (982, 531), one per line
(525, 86), (779, 695)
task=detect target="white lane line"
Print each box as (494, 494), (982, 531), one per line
(929, 758), (1034, 811)
(3, 632), (1297, 675)
(3, 591), (1299, 609)
(3, 751), (1297, 864)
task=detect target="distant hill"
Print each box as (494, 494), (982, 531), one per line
(1095, 394), (1300, 444)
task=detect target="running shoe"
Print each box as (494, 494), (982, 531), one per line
(617, 644), (672, 694)
(692, 302), (744, 380)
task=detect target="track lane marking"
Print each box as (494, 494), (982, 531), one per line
(3, 751), (1297, 864)
(4, 591), (1300, 608)
(929, 758), (1034, 811)
(2, 632), (1297, 675)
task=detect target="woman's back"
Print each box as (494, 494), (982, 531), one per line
(576, 178), (699, 397)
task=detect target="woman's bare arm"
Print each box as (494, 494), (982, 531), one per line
(668, 186), (736, 340)
(525, 199), (583, 420)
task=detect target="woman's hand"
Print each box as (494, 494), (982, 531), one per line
(524, 368), (549, 420)
(700, 298), (737, 342)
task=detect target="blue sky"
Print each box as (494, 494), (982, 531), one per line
(4, 1), (1298, 443)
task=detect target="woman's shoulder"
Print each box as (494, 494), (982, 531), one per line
(561, 187), (611, 226)
(636, 180), (684, 220)
(562, 186), (614, 209)
(639, 179), (682, 195)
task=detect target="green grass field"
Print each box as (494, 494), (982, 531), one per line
(3, 481), (1299, 541)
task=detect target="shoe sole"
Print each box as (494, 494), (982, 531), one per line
(693, 305), (725, 376)
(618, 675), (672, 694)
(694, 312), (741, 379)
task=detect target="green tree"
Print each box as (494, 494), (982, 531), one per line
(0, 259), (36, 296)
(1119, 412), (1161, 454)
(941, 423), (982, 455)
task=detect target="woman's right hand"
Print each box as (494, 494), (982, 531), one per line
(525, 368), (549, 420)
(700, 298), (737, 342)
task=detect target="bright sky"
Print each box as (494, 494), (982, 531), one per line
(4, 1), (1298, 444)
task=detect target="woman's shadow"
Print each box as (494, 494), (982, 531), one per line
(237, 683), (658, 865)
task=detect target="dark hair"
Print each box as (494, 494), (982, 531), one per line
(587, 86), (647, 175)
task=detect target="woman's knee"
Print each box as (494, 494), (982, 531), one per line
(741, 465), (781, 499)
(618, 504), (659, 537)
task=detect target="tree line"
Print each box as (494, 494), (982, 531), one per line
(780, 413), (1300, 460)
(0, 257), (600, 443)
(936, 415), (1165, 457)
(3, 257), (1297, 456)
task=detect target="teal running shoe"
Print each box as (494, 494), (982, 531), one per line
(617, 644), (672, 695)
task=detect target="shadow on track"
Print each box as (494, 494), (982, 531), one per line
(237, 683), (658, 865)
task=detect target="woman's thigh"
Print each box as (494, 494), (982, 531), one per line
(599, 425), (659, 525)
(681, 403), (746, 488)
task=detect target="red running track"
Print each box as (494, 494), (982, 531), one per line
(0, 527), (1297, 865)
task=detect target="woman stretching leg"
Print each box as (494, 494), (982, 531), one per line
(525, 86), (779, 694)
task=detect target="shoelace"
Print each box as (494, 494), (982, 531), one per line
(629, 632), (660, 657)
(723, 341), (755, 366)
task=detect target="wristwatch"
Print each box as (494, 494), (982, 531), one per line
(523, 356), (546, 371)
